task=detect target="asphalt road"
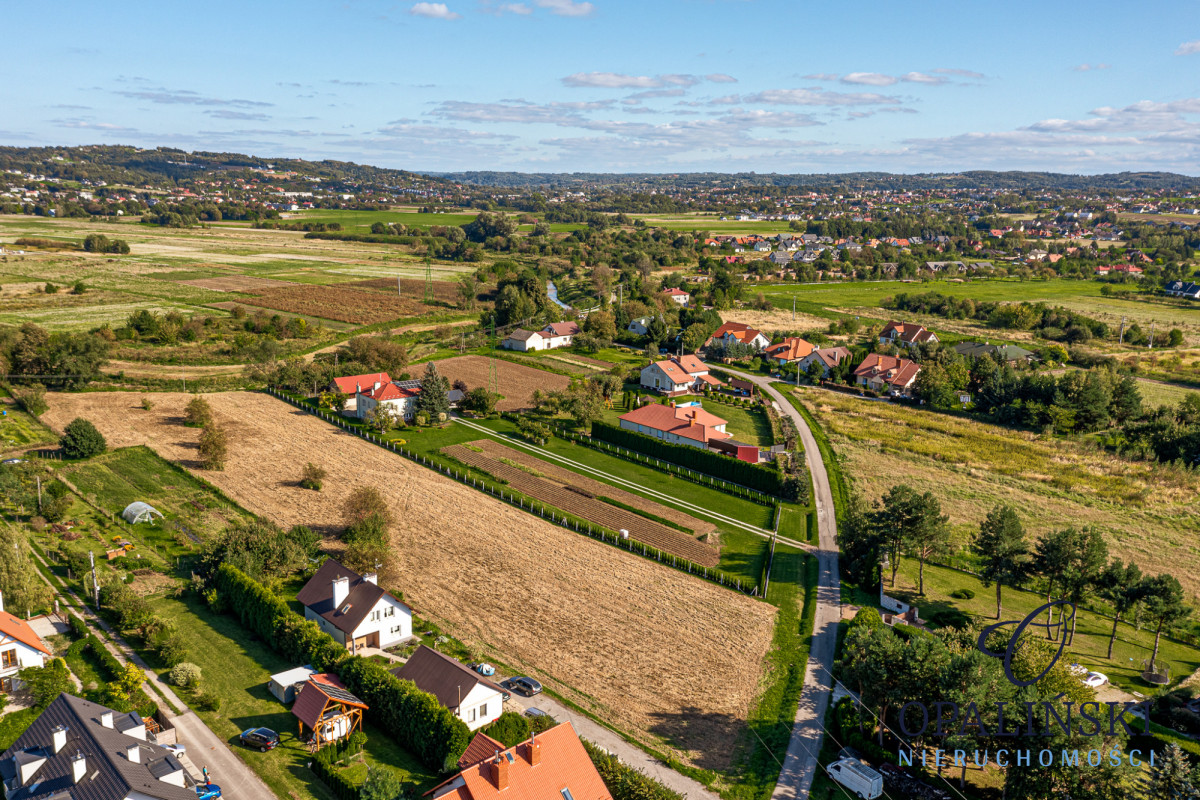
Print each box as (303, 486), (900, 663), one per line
(718, 369), (842, 800)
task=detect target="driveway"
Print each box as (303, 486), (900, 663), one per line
(717, 369), (842, 800)
(508, 691), (720, 800)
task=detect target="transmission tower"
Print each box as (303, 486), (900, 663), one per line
(488, 321), (499, 396)
(424, 258), (433, 303)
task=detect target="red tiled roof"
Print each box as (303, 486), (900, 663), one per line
(880, 321), (937, 345)
(544, 321), (581, 337)
(673, 354), (707, 374)
(459, 732), (507, 770)
(619, 403), (731, 444)
(853, 353), (921, 389)
(764, 337), (814, 362)
(663, 288), (689, 296)
(363, 382), (418, 402)
(0, 611), (51, 657)
(332, 372), (391, 394)
(433, 722), (613, 800)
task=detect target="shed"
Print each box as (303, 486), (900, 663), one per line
(121, 501), (163, 524)
(269, 665), (316, 704)
(293, 673), (368, 750)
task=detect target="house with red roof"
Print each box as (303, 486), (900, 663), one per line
(329, 372), (391, 413)
(796, 346), (853, 379)
(878, 321), (939, 350)
(639, 356), (723, 395)
(356, 380), (421, 422)
(763, 337), (815, 366)
(662, 287), (690, 306)
(428, 722), (612, 800)
(618, 402), (730, 449)
(708, 322), (769, 351)
(853, 353), (921, 396)
(0, 595), (51, 694)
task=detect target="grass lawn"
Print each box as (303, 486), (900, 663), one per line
(888, 559), (1200, 693)
(699, 398), (774, 447)
(0, 708), (39, 751)
(1136, 378), (1200, 407)
(287, 209), (480, 231)
(0, 404), (56, 452)
(148, 594), (439, 800)
(776, 506), (811, 543)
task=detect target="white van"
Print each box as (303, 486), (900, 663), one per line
(826, 758), (883, 799)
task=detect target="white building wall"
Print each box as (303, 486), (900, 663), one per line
(304, 608), (347, 646)
(457, 683), (503, 731)
(350, 597), (412, 649)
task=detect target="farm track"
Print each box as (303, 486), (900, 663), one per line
(472, 439), (716, 534)
(443, 443), (720, 566)
(40, 390), (776, 771)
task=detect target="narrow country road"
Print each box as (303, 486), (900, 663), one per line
(718, 368), (842, 800)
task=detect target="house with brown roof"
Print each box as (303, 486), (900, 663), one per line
(291, 673), (367, 750)
(390, 646), (505, 731)
(502, 322), (581, 352)
(878, 320), (939, 349)
(796, 346), (852, 379)
(639, 355), (723, 396)
(428, 722), (612, 800)
(763, 337), (815, 366)
(296, 559), (412, 653)
(618, 402), (730, 449)
(0, 595), (51, 694)
(853, 353), (921, 396)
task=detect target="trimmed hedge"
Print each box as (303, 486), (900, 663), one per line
(213, 564), (469, 770)
(311, 749), (359, 800)
(67, 613), (88, 639)
(582, 739), (685, 800)
(590, 421), (784, 496)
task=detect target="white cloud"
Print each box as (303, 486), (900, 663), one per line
(430, 98), (613, 124)
(931, 68), (985, 78)
(563, 72), (669, 88)
(499, 2), (532, 12)
(1073, 63), (1111, 72)
(535, 0), (594, 16)
(841, 72), (897, 86)
(901, 72), (948, 85)
(1176, 40), (1200, 55)
(705, 73), (738, 83)
(409, 3), (461, 19)
(801, 73), (841, 81)
(742, 88), (901, 106)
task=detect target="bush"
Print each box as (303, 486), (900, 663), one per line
(184, 396), (213, 427)
(60, 418), (107, 459)
(949, 588), (976, 600)
(344, 486), (392, 530)
(300, 462), (326, 491)
(140, 396), (154, 410)
(198, 423), (228, 470)
(67, 614), (88, 639)
(582, 739), (684, 800)
(156, 634), (190, 667)
(168, 662), (202, 689)
(482, 711), (530, 747)
(11, 383), (48, 416)
(72, 281), (87, 294)
(195, 691), (221, 712)
(44, 282), (59, 294)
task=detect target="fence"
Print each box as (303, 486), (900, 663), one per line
(266, 388), (760, 597)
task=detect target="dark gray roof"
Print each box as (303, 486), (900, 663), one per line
(296, 558), (408, 636)
(953, 341), (1035, 360)
(389, 645), (505, 712)
(0, 694), (194, 800)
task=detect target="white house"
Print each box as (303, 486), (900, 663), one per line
(708, 322), (770, 351)
(502, 321), (580, 352)
(296, 559), (413, 652)
(0, 595), (50, 694)
(356, 380), (420, 421)
(639, 355), (723, 395)
(391, 646), (506, 731)
(501, 329), (545, 352)
(663, 288), (689, 306)
(627, 316), (654, 336)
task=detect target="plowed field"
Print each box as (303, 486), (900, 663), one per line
(444, 443), (719, 566)
(242, 284), (426, 324)
(41, 391), (775, 770)
(431, 355), (569, 410)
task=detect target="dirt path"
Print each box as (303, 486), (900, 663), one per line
(720, 368), (841, 800)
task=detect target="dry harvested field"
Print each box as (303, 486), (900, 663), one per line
(721, 308), (832, 333)
(432, 355), (569, 410)
(350, 277), (494, 307)
(40, 391), (775, 769)
(242, 284), (426, 324)
(180, 275), (298, 292)
(470, 439), (715, 535)
(443, 442), (719, 565)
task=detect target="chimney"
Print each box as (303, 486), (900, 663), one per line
(127, 744), (140, 763)
(374, 381), (381, 391)
(52, 725), (68, 753)
(72, 752), (87, 784)
(100, 711), (114, 729)
(332, 576), (350, 609)
(492, 752), (510, 790)
(363, 572), (377, 585)
(528, 732), (541, 767)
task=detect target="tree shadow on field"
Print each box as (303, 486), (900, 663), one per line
(647, 706), (743, 772)
(165, 416), (188, 426)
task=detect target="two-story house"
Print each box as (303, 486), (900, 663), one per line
(878, 320), (939, 349)
(708, 322), (770, 352)
(0, 596), (50, 694)
(296, 559), (412, 653)
(639, 355), (723, 395)
(355, 380), (420, 422)
(662, 288), (690, 306)
(853, 353), (921, 396)
(391, 646), (505, 731)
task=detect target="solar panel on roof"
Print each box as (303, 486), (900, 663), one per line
(394, 380), (422, 390)
(319, 682), (364, 706)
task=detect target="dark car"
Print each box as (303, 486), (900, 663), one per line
(501, 677), (543, 697)
(239, 727), (280, 752)
(195, 784), (222, 800)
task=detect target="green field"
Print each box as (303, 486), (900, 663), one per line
(0, 403), (56, 451)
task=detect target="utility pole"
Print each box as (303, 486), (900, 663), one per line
(1119, 317), (1126, 345)
(89, 551), (99, 607)
(1148, 321), (1155, 349)
(397, 273), (401, 297)
(36, 477), (42, 511)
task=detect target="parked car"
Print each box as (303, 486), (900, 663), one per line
(239, 727), (280, 752)
(826, 758), (883, 799)
(1068, 663), (1087, 676)
(1083, 672), (1109, 688)
(470, 662), (496, 677)
(0, 458), (25, 466)
(162, 743), (186, 757)
(524, 707), (552, 719)
(501, 677), (543, 697)
(195, 785), (222, 800)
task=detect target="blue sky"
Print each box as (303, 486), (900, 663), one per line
(4, 0), (1199, 174)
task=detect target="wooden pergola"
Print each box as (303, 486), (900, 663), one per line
(291, 673), (368, 751)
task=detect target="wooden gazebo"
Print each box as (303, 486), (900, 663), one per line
(292, 673), (368, 751)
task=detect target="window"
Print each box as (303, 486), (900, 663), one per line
(479, 703), (487, 719)
(384, 606), (394, 618)
(561, 789), (575, 800)
(466, 707), (476, 722)
(0, 650), (15, 669)
(371, 610), (381, 622)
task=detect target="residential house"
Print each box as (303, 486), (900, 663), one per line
(879, 320), (939, 349)
(501, 329), (544, 352)
(618, 402), (730, 449)
(708, 322), (770, 352)
(428, 722), (612, 800)
(0, 597), (50, 694)
(639, 355), (723, 395)
(626, 316), (654, 336)
(768, 251), (791, 268)
(541, 321), (580, 348)
(879, 263), (898, 277)
(853, 353), (921, 396)
(953, 341), (1037, 364)
(292, 673), (368, 748)
(1164, 280), (1200, 300)
(502, 322), (580, 352)
(763, 337), (815, 366)
(1094, 264), (1143, 276)
(330, 372), (391, 413)
(356, 380), (421, 422)
(796, 346), (852, 379)
(0, 693), (194, 800)
(390, 646), (505, 731)
(296, 559), (412, 653)
(753, 241), (771, 253)
(662, 288), (690, 306)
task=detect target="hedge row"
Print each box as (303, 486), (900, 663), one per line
(310, 750), (358, 800)
(304, 231), (416, 245)
(591, 421), (784, 496)
(213, 565), (470, 770)
(67, 613), (88, 639)
(582, 740), (685, 800)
